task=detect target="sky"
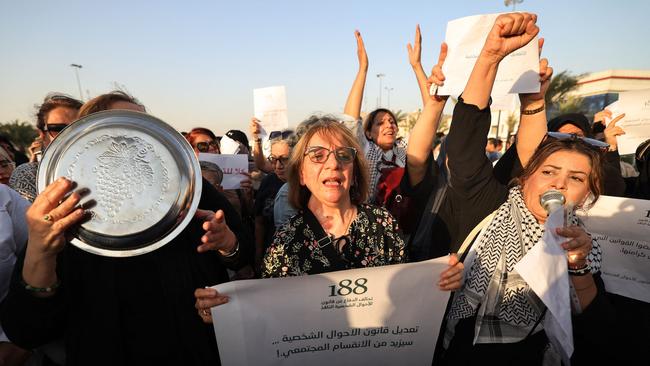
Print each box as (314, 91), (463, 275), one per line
(1, 0), (649, 135)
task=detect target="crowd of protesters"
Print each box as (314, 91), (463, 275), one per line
(0, 12), (648, 366)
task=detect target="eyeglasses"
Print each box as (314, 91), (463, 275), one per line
(546, 132), (609, 152)
(44, 124), (68, 134)
(44, 94), (79, 104)
(196, 141), (219, 152)
(0, 160), (15, 170)
(269, 130), (293, 140)
(268, 155), (290, 166)
(304, 146), (357, 164)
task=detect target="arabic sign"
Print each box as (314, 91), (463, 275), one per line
(579, 196), (650, 303)
(210, 257), (451, 365)
(198, 153), (248, 189)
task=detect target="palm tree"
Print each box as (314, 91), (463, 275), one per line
(545, 70), (584, 118)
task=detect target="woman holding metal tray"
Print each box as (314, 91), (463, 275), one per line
(0, 92), (253, 366)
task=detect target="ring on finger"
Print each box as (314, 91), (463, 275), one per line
(200, 309), (210, 317)
(43, 214), (53, 222)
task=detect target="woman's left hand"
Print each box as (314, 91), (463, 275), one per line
(438, 254), (464, 291)
(556, 226), (592, 268)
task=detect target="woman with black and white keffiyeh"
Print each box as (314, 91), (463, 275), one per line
(433, 13), (620, 366)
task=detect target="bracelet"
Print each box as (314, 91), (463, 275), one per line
(220, 241), (240, 258)
(521, 104), (545, 115)
(21, 278), (60, 293)
(568, 264), (591, 276)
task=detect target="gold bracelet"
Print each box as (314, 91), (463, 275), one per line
(521, 104), (545, 115)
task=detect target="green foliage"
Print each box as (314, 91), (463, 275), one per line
(546, 70), (585, 118)
(0, 120), (38, 152)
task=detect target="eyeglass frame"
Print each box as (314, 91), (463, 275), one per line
(44, 123), (69, 136)
(546, 131), (609, 152)
(267, 155), (290, 166)
(303, 146), (357, 164)
(195, 140), (220, 153)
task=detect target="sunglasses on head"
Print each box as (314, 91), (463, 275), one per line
(546, 132), (609, 152)
(44, 124), (68, 133)
(304, 146), (356, 164)
(269, 130), (293, 140)
(196, 141), (219, 152)
(268, 155), (290, 166)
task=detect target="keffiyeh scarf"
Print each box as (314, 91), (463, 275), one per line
(445, 186), (602, 347)
(365, 139), (407, 203)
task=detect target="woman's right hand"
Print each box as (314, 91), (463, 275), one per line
(195, 287), (229, 324)
(26, 177), (85, 259)
(480, 12), (539, 64)
(28, 138), (43, 162)
(354, 30), (368, 71)
(250, 118), (261, 140)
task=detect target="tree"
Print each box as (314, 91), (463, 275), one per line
(505, 112), (518, 137)
(0, 120), (38, 152)
(545, 70), (584, 118)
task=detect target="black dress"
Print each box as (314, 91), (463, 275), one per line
(0, 179), (253, 366)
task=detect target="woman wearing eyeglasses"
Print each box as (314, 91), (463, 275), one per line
(253, 136), (292, 273)
(260, 118), (406, 277)
(8, 93), (82, 202)
(428, 13), (619, 364)
(0, 148), (16, 185)
(186, 127), (220, 155)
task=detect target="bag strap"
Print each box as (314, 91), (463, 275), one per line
(456, 209), (497, 262)
(302, 208), (348, 271)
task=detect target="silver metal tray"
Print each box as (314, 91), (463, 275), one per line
(38, 110), (202, 257)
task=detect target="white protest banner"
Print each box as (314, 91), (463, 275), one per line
(607, 89), (650, 155)
(254, 86), (289, 139)
(579, 196), (650, 303)
(211, 258), (451, 366)
(438, 13), (539, 97)
(198, 153), (248, 189)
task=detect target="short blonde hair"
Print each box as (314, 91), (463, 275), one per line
(287, 117), (369, 209)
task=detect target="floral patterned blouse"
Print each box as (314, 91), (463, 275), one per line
(262, 203), (406, 277)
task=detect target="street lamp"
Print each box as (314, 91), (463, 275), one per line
(70, 64), (84, 101)
(385, 87), (394, 109)
(376, 73), (385, 108)
(504, 0), (523, 11)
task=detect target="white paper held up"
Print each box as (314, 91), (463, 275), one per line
(438, 13), (540, 97)
(198, 153), (248, 189)
(254, 86), (289, 139)
(515, 208), (573, 364)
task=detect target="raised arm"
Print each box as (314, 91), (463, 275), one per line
(516, 39), (552, 168)
(407, 25), (432, 107)
(462, 13), (539, 108)
(343, 30), (368, 120)
(250, 117), (272, 173)
(406, 43), (449, 186)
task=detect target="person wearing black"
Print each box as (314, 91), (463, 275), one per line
(428, 13), (618, 365)
(0, 94), (253, 366)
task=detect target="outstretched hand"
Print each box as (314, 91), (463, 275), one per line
(355, 30), (368, 71)
(194, 209), (238, 255)
(407, 24), (422, 67)
(481, 12), (539, 64)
